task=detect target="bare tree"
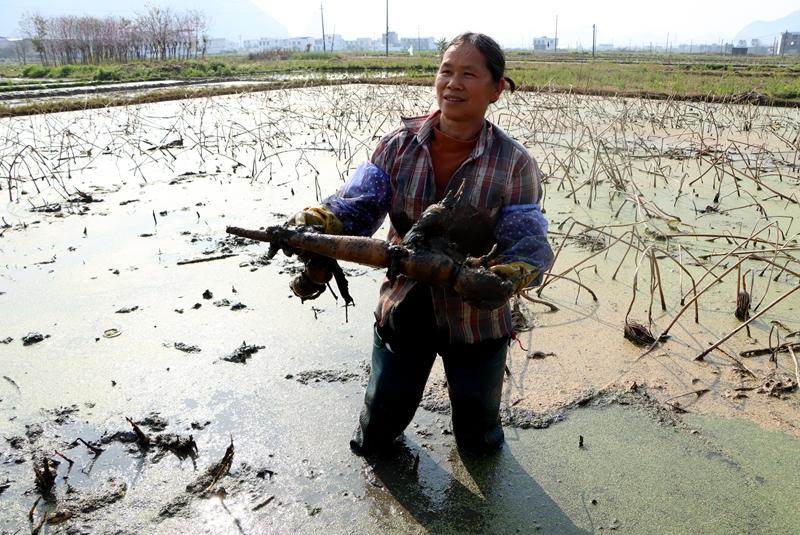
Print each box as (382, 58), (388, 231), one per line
(17, 7), (208, 66)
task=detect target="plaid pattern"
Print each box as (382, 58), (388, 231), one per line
(325, 111), (551, 344)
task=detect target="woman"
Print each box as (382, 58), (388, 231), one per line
(289, 32), (554, 456)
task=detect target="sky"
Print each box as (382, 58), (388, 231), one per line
(2, 0), (798, 47)
(252, 0), (799, 47)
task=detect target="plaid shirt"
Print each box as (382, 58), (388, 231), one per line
(323, 111), (553, 344)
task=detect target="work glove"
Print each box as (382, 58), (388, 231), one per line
(285, 206), (343, 301)
(488, 261), (541, 294)
(286, 206), (344, 235)
(454, 266), (515, 311)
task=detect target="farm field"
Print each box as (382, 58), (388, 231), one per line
(0, 83), (798, 533)
(2, 51), (800, 118)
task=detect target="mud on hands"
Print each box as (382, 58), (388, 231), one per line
(456, 258), (539, 311)
(284, 206), (352, 304)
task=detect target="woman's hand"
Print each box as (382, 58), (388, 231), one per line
(285, 206), (343, 301)
(454, 265), (515, 310)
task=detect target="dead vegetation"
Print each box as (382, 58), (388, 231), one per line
(2, 84), (798, 388)
(1, 83), (799, 531)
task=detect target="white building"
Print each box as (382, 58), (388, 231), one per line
(244, 37), (314, 52)
(315, 34), (346, 52)
(206, 38), (239, 55)
(354, 37), (377, 51)
(400, 37), (437, 52)
(533, 36), (558, 52)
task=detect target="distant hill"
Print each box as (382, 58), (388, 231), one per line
(734, 10), (800, 43)
(0, 0), (289, 40)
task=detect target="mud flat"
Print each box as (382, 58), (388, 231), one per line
(0, 85), (798, 533)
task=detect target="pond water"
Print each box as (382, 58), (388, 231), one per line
(0, 85), (798, 533)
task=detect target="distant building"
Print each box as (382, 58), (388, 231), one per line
(533, 36), (557, 52)
(400, 37), (436, 52)
(244, 36), (314, 52)
(382, 32), (400, 47)
(732, 46), (748, 56)
(354, 37), (377, 51)
(236, 30), (440, 55)
(206, 38), (239, 55)
(316, 34), (346, 52)
(779, 32), (800, 54)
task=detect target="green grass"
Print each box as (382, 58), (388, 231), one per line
(1, 52), (799, 105)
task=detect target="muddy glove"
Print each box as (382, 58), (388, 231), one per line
(285, 206), (343, 301)
(454, 266), (515, 311)
(286, 206), (344, 235)
(488, 261), (541, 294)
(289, 255), (338, 301)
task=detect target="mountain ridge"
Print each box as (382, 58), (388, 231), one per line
(734, 9), (800, 43)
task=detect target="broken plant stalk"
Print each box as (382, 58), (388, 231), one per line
(696, 283), (800, 361)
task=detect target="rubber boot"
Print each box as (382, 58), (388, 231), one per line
(350, 327), (436, 455)
(441, 336), (508, 457)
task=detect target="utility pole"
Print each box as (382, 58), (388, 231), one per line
(592, 24), (596, 58)
(320, 3), (326, 53)
(385, 0), (389, 57)
(554, 15), (558, 53)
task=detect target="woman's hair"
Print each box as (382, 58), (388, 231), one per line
(444, 32), (516, 92)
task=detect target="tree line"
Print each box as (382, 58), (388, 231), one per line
(18, 7), (208, 66)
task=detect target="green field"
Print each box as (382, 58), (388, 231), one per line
(1, 51), (799, 116)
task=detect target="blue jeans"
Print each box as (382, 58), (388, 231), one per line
(350, 324), (508, 456)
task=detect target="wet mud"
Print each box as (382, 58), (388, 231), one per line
(1, 84), (798, 533)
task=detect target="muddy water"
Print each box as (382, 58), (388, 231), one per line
(1, 85), (799, 533)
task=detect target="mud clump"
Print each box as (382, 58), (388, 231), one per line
(138, 412), (169, 432)
(173, 342), (201, 353)
(498, 387), (683, 430)
(419, 382), (451, 414)
(290, 368), (361, 385)
(757, 372), (797, 397)
(501, 408), (557, 429)
(46, 404), (80, 424)
(22, 332), (46, 345)
(159, 494), (192, 519)
(73, 478), (128, 513)
(25, 423), (44, 441)
(153, 433), (198, 460)
(99, 431), (138, 445)
(6, 435), (26, 449)
(222, 342), (265, 364)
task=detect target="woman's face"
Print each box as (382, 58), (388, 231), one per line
(435, 43), (504, 128)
